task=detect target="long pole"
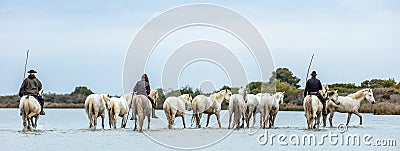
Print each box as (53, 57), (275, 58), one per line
(305, 54), (314, 85)
(23, 49), (29, 80)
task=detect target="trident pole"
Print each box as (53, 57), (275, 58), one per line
(23, 49), (30, 80)
(305, 54), (314, 85)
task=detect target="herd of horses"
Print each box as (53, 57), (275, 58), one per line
(18, 85), (376, 132)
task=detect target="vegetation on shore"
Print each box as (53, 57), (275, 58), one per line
(2, 68), (399, 115)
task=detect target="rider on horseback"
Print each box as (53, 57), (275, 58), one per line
(19, 69), (45, 115)
(304, 71), (327, 116)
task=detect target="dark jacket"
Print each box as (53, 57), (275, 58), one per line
(133, 76), (150, 96)
(304, 77), (322, 97)
(19, 75), (42, 97)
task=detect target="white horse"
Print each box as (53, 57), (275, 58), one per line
(108, 96), (129, 129)
(327, 88), (375, 127)
(84, 94), (110, 130)
(192, 89), (232, 128)
(19, 96), (41, 132)
(228, 88), (247, 129)
(266, 92), (285, 128)
(304, 90), (339, 129)
(163, 94), (192, 129)
(131, 95), (152, 132)
(258, 93), (274, 128)
(245, 94), (260, 128)
(123, 89), (158, 119)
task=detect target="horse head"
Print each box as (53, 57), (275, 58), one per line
(101, 94), (111, 108)
(219, 89), (232, 102)
(328, 90), (340, 105)
(238, 87), (247, 102)
(364, 89), (375, 104)
(149, 90), (158, 100)
(322, 83), (329, 98)
(181, 94), (192, 111)
(274, 92), (285, 104)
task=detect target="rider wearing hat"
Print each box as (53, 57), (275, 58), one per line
(304, 71), (327, 115)
(19, 69), (45, 115)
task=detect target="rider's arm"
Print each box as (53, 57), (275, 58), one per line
(133, 82), (138, 93)
(304, 80), (309, 97)
(19, 79), (27, 97)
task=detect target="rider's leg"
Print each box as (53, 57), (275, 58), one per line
(37, 96), (45, 115)
(317, 93), (327, 116)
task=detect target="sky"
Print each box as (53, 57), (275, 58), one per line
(1, 0), (399, 95)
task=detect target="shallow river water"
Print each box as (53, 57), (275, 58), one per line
(0, 109), (398, 151)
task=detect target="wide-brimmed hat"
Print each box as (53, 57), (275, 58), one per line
(310, 71), (317, 76)
(27, 70), (37, 73)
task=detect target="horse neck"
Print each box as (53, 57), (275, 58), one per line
(350, 91), (366, 102)
(213, 93), (224, 104)
(272, 96), (280, 107)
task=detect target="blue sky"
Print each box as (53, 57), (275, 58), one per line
(1, 0), (399, 95)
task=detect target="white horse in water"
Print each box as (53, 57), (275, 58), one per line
(228, 88), (247, 129)
(123, 89), (158, 118)
(163, 94), (192, 129)
(108, 96), (129, 129)
(258, 93), (272, 128)
(304, 90), (339, 129)
(245, 94), (260, 128)
(192, 89), (232, 128)
(326, 88), (375, 127)
(266, 92), (285, 128)
(131, 95), (152, 132)
(19, 96), (41, 132)
(84, 94), (110, 130)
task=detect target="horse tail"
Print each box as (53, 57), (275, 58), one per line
(233, 98), (240, 127)
(164, 102), (172, 127)
(305, 96), (313, 119)
(88, 98), (94, 119)
(136, 96), (145, 129)
(23, 97), (29, 117)
(109, 102), (115, 128)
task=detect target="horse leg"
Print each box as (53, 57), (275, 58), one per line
(260, 112), (263, 128)
(354, 111), (363, 125)
(322, 114), (327, 127)
(346, 113), (352, 126)
(34, 116), (39, 129)
(133, 119), (137, 131)
(171, 114), (176, 128)
(182, 114), (186, 129)
(216, 113), (222, 128)
(101, 114), (105, 129)
(228, 110), (233, 129)
(195, 113), (201, 128)
(22, 115), (28, 132)
(271, 114), (276, 128)
(206, 114), (211, 127)
(329, 111), (335, 128)
(121, 115), (125, 128)
(316, 113), (321, 129)
(147, 113), (151, 130)
(252, 111), (256, 128)
(93, 113), (98, 130)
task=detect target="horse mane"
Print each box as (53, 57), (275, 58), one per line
(213, 91), (224, 101)
(347, 89), (369, 100)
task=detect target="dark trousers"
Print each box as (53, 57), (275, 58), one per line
(36, 96), (45, 107)
(147, 96), (156, 108)
(316, 93), (326, 103)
